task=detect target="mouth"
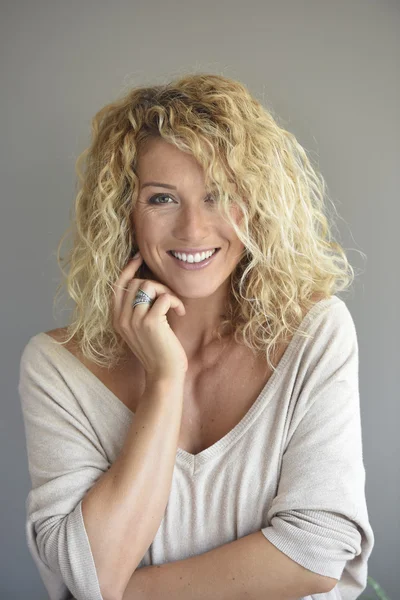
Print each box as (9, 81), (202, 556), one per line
(167, 247), (220, 258)
(167, 247), (221, 269)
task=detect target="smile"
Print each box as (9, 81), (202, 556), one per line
(167, 248), (221, 270)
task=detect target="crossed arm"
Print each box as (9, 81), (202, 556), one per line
(122, 531), (338, 600)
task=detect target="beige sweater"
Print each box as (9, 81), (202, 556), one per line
(18, 295), (374, 600)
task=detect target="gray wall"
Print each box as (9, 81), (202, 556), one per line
(2, 1), (399, 598)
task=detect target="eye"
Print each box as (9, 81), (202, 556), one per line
(148, 194), (217, 205)
(148, 193), (175, 204)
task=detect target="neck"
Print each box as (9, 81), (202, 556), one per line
(138, 265), (234, 362)
(166, 295), (232, 362)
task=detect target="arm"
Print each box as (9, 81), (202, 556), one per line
(122, 301), (368, 600)
(81, 376), (185, 600)
(122, 531), (337, 600)
(19, 335), (186, 600)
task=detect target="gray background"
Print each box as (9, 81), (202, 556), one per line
(1, 1), (399, 598)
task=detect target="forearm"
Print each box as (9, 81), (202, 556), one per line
(122, 531), (335, 600)
(81, 377), (185, 600)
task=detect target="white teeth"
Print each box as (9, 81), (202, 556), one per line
(171, 249), (216, 263)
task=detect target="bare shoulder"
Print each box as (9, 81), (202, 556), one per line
(310, 291), (330, 305)
(45, 328), (143, 410)
(304, 292), (331, 315)
(45, 327), (111, 380)
(45, 327), (68, 341)
(45, 327), (80, 358)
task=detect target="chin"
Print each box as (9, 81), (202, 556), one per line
(173, 278), (226, 297)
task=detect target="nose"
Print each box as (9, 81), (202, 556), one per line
(172, 202), (211, 241)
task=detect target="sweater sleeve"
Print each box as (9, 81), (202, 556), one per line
(260, 302), (374, 596)
(18, 336), (108, 600)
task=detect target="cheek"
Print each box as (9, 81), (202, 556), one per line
(225, 207), (245, 242)
(131, 211), (154, 240)
(232, 207), (244, 226)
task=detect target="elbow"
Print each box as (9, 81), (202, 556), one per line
(98, 567), (139, 600)
(99, 583), (123, 600)
(321, 575), (340, 593)
(301, 569), (340, 595)
(102, 594), (121, 600)
(94, 549), (144, 600)
(309, 573), (339, 594)
(301, 571), (340, 596)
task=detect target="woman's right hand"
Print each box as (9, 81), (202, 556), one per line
(112, 252), (188, 382)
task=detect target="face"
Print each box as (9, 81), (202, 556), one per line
(132, 137), (245, 299)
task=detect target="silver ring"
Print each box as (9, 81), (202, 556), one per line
(132, 288), (154, 309)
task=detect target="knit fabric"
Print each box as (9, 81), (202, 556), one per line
(18, 295), (374, 600)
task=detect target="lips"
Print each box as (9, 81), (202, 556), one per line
(168, 248), (220, 254)
(167, 248), (220, 259)
(167, 247), (221, 269)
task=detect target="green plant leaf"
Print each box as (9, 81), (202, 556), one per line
(367, 576), (391, 600)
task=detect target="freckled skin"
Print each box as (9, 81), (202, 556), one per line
(132, 137), (245, 297)
(131, 136), (246, 355)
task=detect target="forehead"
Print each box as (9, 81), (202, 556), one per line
(137, 137), (204, 178)
(135, 137), (239, 199)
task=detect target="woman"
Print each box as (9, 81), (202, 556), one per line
(19, 73), (374, 600)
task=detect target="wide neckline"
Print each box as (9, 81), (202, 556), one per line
(36, 296), (338, 468)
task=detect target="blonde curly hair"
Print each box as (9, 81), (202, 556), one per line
(54, 72), (354, 371)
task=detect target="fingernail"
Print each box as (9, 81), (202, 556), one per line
(131, 251), (141, 259)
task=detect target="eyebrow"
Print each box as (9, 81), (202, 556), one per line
(141, 181), (177, 190)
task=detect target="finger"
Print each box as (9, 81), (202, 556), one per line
(112, 255), (143, 318)
(123, 275), (185, 317)
(145, 291), (185, 320)
(144, 283), (185, 316)
(120, 279), (185, 330)
(119, 278), (152, 327)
